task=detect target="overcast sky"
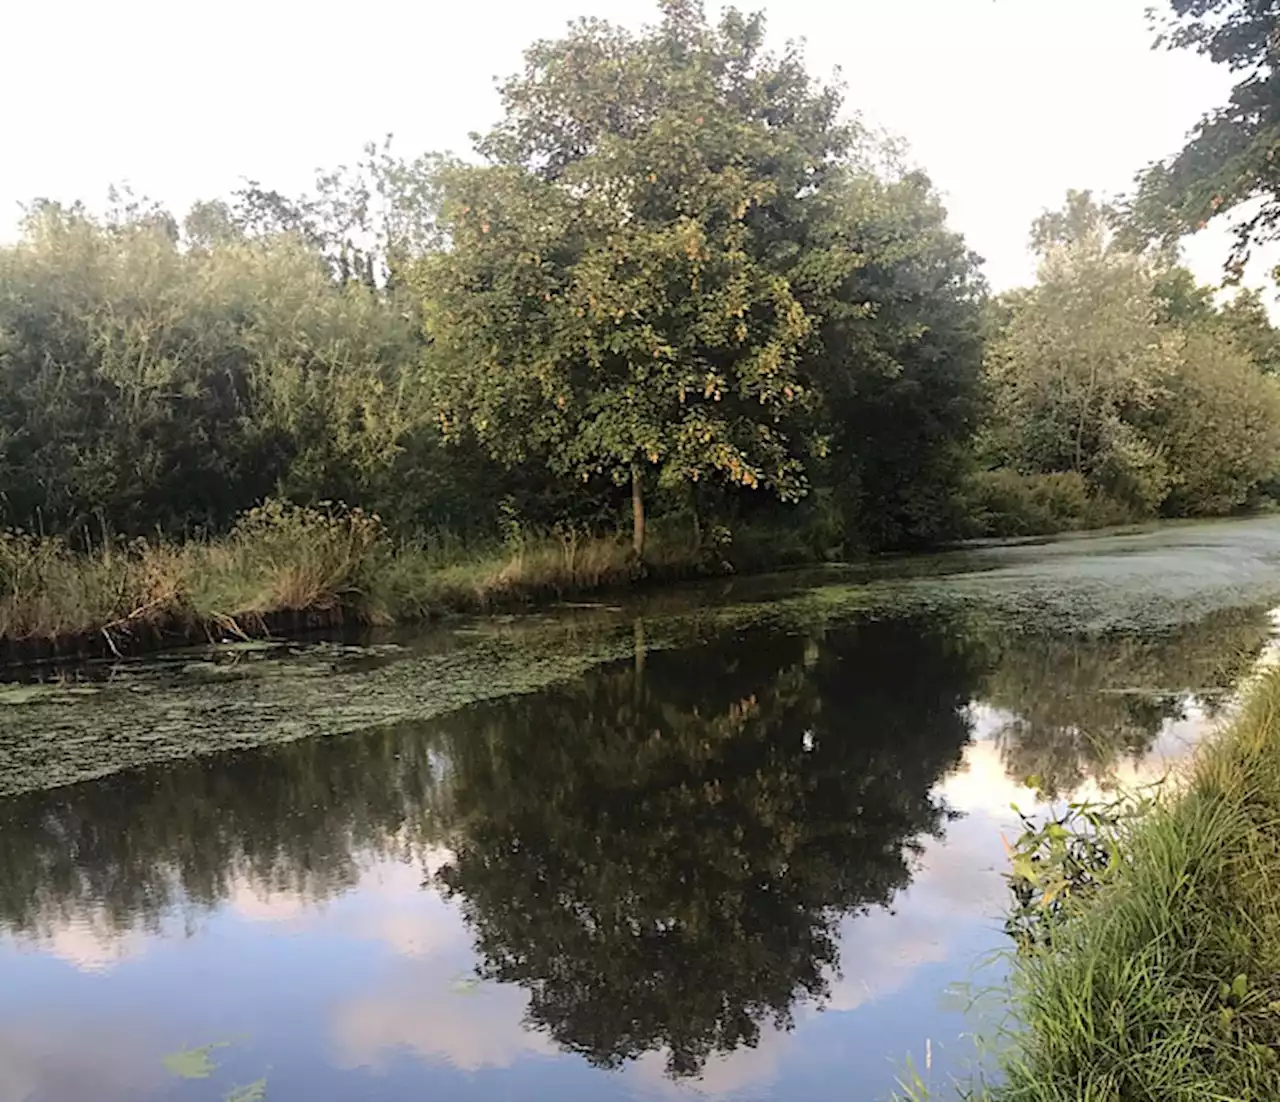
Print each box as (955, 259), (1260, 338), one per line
(3, 0), (1273, 295)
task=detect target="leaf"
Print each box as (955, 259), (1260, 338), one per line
(163, 1043), (228, 1080)
(1010, 855), (1039, 885)
(225, 1079), (268, 1102)
(1232, 973), (1249, 1000)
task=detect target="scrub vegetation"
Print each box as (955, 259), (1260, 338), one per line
(929, 6), (1280, 1097)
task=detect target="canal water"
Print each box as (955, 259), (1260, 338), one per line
(3, 517), (1280, 1102)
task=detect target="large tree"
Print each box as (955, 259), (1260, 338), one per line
(983, 193), (1175, 513)
(420, 1), (983, 557)
(981, 191), (1280, 520)
(1132, 0), (1280, 279)
(792, 169), (985, 548)
(423, 2), (847, 558)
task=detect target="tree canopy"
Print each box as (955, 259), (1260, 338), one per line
(977, 192), (1280, 530)
(0, 0), (1277, 565)
(420, 0), (984, 556)
(1132, 0), (1280, 278)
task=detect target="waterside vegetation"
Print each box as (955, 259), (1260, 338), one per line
(955, 664), (1280, 1102)
(3, 0), (1280, 659)
(934, 7), (1280, 1091)
(0, 501), (734, 659)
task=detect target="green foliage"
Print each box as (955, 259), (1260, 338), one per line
(980, 192), (1280, 529)
(797, 170), (986, 548)
(962, 470), (1105, 538)
(986, 668), (1280, 1101)
(422, 5), (837, 556)
(1132, 1), (1280, 280)
(982, 193), (1175, 513)
(1142, 328), (1280, 515)
(1002, 800), (1127, 951)
(2, 1), (1271, 580)
(0, 203), (426, 538)
(1217, 289), (1280, 374)
(420, 1), (984, 555)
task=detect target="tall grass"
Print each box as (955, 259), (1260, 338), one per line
(0, 530), (181, 642)
(974, 669), (1280, 1101)
(0, 501), (716, 652)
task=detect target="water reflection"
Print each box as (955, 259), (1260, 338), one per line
(978, 607), (1271, 796)
(430, 617), (978, 1077)
(0, 601), (1273, 1098)
(0, 721), (443, 945)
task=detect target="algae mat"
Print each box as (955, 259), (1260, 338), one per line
(3, 515), (1280, 797)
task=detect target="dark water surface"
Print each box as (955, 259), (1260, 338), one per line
(4, 517), (1280, 1102)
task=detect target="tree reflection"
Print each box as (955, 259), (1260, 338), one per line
(0, 600), (1269, 1079)
(0, 724), (443, 940)
(978, 607), (1273, 796)
(430, 617), (979, 1078)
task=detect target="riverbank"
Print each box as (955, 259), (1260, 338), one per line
(974, 665), (1280, 1101)
(2, 500), (1275, 670)
(0, 500), (827, 667)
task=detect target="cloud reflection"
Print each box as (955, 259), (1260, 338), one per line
(0, 1022), (163, 1102)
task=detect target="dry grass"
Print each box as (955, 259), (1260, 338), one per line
(0, 502), (389, 646)
(0, 502), (713, 651)
(375, 522), (705, 618)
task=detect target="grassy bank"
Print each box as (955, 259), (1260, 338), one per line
(0, 500), (827, 663)
(969, 666), (1280, 1101)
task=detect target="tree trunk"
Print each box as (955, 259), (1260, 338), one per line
(1076, 365), (1099, 475)
(631, 458), (646, 561)
(633, 617), (646, 707)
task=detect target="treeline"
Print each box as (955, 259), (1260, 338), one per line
(971, 192), (1280, 535)
(1, 0), (1278, 567)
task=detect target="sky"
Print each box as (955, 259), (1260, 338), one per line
(1, 0), (1274, 296)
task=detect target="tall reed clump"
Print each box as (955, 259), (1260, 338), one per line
(0, 529), (186, 642)
(983, 668), (1280, 1102)
(184, 501), (386, 625)
(373, 519), (706, 618)
(0, 501), (389, 647)
(0, 501), (719, 653)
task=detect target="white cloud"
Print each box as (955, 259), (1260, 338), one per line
(3, 910), (151, 975)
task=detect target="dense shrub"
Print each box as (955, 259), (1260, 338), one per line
(962, 470), (1133, 538)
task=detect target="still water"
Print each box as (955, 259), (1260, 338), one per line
(4, 518), (1280, 1101)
